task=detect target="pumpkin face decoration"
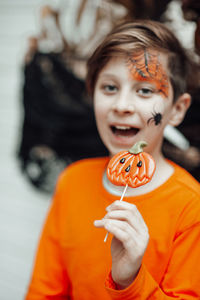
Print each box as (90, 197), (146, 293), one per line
(107, 141), (156, 188)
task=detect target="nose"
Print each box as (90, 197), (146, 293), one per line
(112, 93), (135, 115)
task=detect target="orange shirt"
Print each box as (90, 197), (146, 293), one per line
(25, 157), (200, 299)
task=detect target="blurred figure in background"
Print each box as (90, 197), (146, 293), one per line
(17, 0), (200, 194)
(162, 0), (200, 181)
(17, 0), (131, 193)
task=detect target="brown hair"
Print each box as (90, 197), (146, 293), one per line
(86, 20), (199, 101)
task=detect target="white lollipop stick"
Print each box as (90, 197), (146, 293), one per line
(104, 184), (128, 242)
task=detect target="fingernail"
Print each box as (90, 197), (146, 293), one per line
(94, 220), (101, 226)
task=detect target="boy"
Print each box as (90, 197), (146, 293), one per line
(25, 20), (200, 299)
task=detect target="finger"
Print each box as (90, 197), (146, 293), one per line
(103, 219), (138, 248)
(106, 200), (137, 212)
(104, 219), (149, 254)
(94, 219), (148, 253)
(104, 209), (147, 234)
(94, 218), (137, 236)
(94, 219), (106, 228)
(106, 201), (147, 230)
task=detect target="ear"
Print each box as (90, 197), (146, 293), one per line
(169, 93), (191, 127)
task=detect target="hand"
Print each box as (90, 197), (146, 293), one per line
(94, 200), (149, 289)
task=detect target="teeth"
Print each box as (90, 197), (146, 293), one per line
(115, 125), (131, 130)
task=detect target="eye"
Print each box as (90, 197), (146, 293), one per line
(102, 84), (118, 94)
(137, 87), (154, 97)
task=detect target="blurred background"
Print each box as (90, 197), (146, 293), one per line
(0, 0), (199, 299)
(0, 1), (51, 299)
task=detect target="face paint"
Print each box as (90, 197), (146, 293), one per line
(128, 49), (169, 98)
(147, 111), (163, 126)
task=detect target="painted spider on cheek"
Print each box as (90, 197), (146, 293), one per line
(147, 112), (163, 126)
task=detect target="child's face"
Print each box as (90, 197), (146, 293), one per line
(94, 50), (174, 157)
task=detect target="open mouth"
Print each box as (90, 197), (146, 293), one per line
(111, 125), (139, 137)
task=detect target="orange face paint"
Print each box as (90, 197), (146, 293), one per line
(128, 49), (169, 98)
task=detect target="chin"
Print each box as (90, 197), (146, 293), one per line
(107, 145), (130, 157)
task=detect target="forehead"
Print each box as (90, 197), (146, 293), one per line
(97, 49), (170, 98)
(128, 49), (169, 77)
(99, 49), (169, 76)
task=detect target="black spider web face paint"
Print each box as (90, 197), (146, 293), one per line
(127, 49), (169, 98)
(147, 111), (163, 126)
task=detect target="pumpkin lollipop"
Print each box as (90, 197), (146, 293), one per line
(104, 141), (156, 242)
(107, 140), (156, 188)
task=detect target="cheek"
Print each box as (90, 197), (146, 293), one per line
(160, 101), (173, 122)
(94, 91), (110, 119)
(143, 100), (171, 127)
(94, 93), (101, 117)
(94, 98), (108, 132)
(137, 103), (156, 123)
(94, 101), (105, 121)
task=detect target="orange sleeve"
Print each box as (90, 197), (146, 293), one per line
(25, 176), (70, 299)
(105, 223), (200, 299)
